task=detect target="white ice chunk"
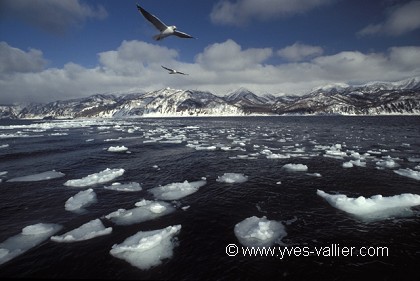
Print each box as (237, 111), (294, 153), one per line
(234, 216), (287, 247)
(65, 188), (97, 213)
(107, 146), (128, 152)
(0, 223), (62, 265)
(282, 163), (308, 172)
(267, 153), (290, 159)
(7, 170), (65, 182)
(51, 219), (112, 243)
(64, 168), (124, 187)
(195, 145), (217, 151)
(317, 189), (420, 219)
(105, 200), (175, 225)
(342, 161), (353, 168)
(149, 180), (206, 200)
(394, 168), (420, 180)
(0, 144), (9, 149)
(104, 182), (142, 192)
(306, 172), (322, 177)
(376, 159), (399, 169)
(350, 159), (366, 167)
(110, 225), (181, 270)
(407, 157), (420, 163)
(216, 173), (248, 184)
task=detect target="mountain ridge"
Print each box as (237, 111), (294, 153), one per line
(1, 77), (419, 119)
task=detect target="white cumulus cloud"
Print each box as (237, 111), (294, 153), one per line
(0, 42), (47, 76)
(195, 39), (273, 71)
(277, 42), (324, 61)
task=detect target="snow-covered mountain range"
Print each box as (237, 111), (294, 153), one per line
(1, 77), (419, 119)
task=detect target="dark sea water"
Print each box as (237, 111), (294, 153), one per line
(0, 116), (419, 280)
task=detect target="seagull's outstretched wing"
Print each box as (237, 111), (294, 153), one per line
(177, 71), (188, 75)
(161, 65), (173, 72)
(173, 30), (194, 39)
(136, 4), (167, 31)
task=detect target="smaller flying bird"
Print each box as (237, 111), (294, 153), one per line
(136, 4), (195, 41)
(161, 65), (188, 75)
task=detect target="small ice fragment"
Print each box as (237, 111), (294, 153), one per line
(216, 173), (248, 184)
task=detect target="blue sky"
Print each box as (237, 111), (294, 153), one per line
(1, 0), (420, 103)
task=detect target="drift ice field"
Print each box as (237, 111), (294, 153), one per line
(0, 116), (419, 279)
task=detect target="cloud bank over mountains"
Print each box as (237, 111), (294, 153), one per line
(1, 39), (420, 104)
(1, 0), (420, 104)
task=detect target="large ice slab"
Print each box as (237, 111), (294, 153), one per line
(105, 199), (175, 225)
(317, 189), (420, 219)
(110, 225), (181, 270)
(64, 168), (124, 187)
(0, 223), (62, 265)
(234, 216), (287, 247)
(104, 182), (142, 192)
(394, 168), (420, 180)
(149, 180), (206, 200)
(51, 219), (112, 243)
(216, 173), (248, 184)
(65, 188), (97, 213)
(7, 170), (65, 182)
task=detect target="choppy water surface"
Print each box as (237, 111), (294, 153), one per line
(0, 116), (419, 280)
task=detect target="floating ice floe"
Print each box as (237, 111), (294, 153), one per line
(65, 189), (97, 213)
(216, 173), (248, 184)
(343, 159), (366, 168)
(105, 199), (175, 225)
(376, 159), (399, 169)
(407, 157), (420, 163)
(149, 180), (206, 200)
(110, 225), (181, 270)
(266, 153), (290, 159)
(104, 182), (142, 192)
(317, 189), (420, 220)
(342, 161), (353, 168)
(51, 219), (112, 243)
(306, 172), (322, 177)
(64, 168), (124, 187)
(7, 170), (65, 182)
(282, 163), (308, 172)
(0, 144), (9, 149)
(107, 146), (128, 152)
(194, 145), (217, 151)
(394, 168), (420, 181)
(234, 216), (287, 247)
(0, 223), (62, 265)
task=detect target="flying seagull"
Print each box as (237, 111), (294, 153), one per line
(136, 4), (195, 41)
(161, 65), (188, 75)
